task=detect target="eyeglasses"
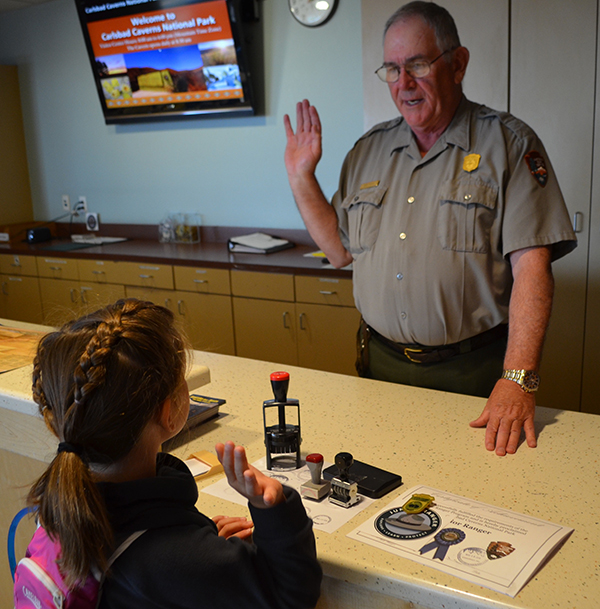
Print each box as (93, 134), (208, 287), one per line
(375, 49), (455, 83)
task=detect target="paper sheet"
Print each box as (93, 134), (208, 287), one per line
(348, 485), (573, 597)
(202, 457), (373, 534)
(0, 326), (44, 373)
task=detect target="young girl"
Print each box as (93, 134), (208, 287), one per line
(25, 298), (321, 608)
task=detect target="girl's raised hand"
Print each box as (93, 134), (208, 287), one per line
(215, 441), (284, 509)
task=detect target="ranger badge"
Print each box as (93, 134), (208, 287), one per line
(463, 153), (481, 172)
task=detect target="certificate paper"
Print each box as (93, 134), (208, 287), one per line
(203, 457), (373, 534)
(348, 485), (573, 597)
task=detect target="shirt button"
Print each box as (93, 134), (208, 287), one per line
(399, 232), (407, 240)
(464, 194), (472, 201)
(407, 196), (415, 204)
(396, 273), (403, 280)
(401, 312), (407, 319)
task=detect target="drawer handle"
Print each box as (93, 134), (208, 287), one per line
(49, 266), (62, 272)
(164, 298), (172, 309)
(70, 288), (79, 303)
(9, 277), (22, 282)
(193, 279), (208, 284)
(80, 287), (92, 304)
(283, 311), (290, 329)
(1, 282), (7, 295)
(139, 274), (154, 279)
(299, 312), (307, 330)
(92, 270), (105, 275)
(573, 211), (584, 233)
(319, 290), (337, 295)
(178, 299), (184, 315)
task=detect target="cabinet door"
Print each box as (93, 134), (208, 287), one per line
(39, 277), (82, 326)
(511, 0), (596, 411)
(175, 291), (235, 355)
(296, 303), (361, 376)
(125, 286), (176, 311)
(0, 275), (43, 324)
(79, 283), (126, 314)
(233, 297), (297, 366)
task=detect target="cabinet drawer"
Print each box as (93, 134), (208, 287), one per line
(37, 257), (79, 280)
(174, 266), (230, 295)
(78, 259), (129, 285)
(0, 254), (37, 277)
(295, 275), (355, 307)
(113, 262), (174, 289)
(230, 270), (294, 302)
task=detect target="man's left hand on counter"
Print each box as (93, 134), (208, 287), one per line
(470, 379), (537, 456)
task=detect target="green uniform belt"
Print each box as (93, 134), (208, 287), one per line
(366, 323), (508, 364)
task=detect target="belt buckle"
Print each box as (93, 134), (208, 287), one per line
(404, 347), (424, 363)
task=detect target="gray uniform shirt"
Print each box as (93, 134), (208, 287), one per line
(332, 97), (576, 346)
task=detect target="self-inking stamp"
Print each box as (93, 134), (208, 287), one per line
(263, 371), (301, 470)
(329, 452), (359, 508)
(301, 453), (331, 501)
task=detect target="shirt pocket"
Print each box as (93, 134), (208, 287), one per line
(437, 179), (498, 253)
(341, 186), (387, 253)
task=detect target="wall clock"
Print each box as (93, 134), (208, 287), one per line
(289, 0), (339, 28)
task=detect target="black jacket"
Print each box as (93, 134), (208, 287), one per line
(97, 453), (322, 608)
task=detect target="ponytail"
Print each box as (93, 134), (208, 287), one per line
(27, 450), (112, 587)
(27, 299), (187, 588)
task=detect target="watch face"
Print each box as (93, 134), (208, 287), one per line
(523, 371), (540, 392)
(289, 0), (338, 27)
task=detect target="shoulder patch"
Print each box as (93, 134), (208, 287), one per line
(524, 151), (548, 187)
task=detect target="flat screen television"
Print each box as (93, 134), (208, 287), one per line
(74, 0), (260, 123)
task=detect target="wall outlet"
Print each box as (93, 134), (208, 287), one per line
(62, 195), (70, 211)
(76, 196), (87, 213)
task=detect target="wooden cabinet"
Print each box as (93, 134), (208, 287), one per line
(233, 296), (298, 366)
(128, 265), (236, 356)
(1, 253), (356, 375)
(232, 270), (360, 375)
(38, 258), (126, 326)
(0, 275), (42, 323)
(295, 276), (361, 374)
(0, 254), (42, 323)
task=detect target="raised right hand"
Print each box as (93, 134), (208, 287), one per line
(215, 441), (285, 509)
(283, 99), (323, 180)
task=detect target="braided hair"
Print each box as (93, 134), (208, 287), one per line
(27, 299), (187, 587)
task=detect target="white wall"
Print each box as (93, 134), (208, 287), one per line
(0, 0), (363, 229)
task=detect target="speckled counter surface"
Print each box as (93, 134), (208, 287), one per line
(1, 334), (598, 608)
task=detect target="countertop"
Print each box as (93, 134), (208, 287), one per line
(0, 224), (352, 278)
(1, 322), (597, 609)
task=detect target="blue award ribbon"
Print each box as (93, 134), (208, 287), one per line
(419, 528), (465, 560)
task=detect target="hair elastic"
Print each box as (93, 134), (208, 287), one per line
(57, 442), (85, 458)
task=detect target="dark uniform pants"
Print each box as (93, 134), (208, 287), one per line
(357, 323), (507, 398)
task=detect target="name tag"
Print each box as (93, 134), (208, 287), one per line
(360, 180), (380, 190)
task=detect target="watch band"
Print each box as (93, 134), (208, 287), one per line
(501, 369), (540, 392)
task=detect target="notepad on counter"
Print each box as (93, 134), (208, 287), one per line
(227, 232), (294, 254)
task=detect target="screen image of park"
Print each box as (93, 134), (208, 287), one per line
(85, 0), (244, 108)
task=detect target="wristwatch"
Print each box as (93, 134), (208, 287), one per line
(501, 369), (540, 392)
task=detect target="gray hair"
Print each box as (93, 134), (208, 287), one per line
(384, 1), (461, 52)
